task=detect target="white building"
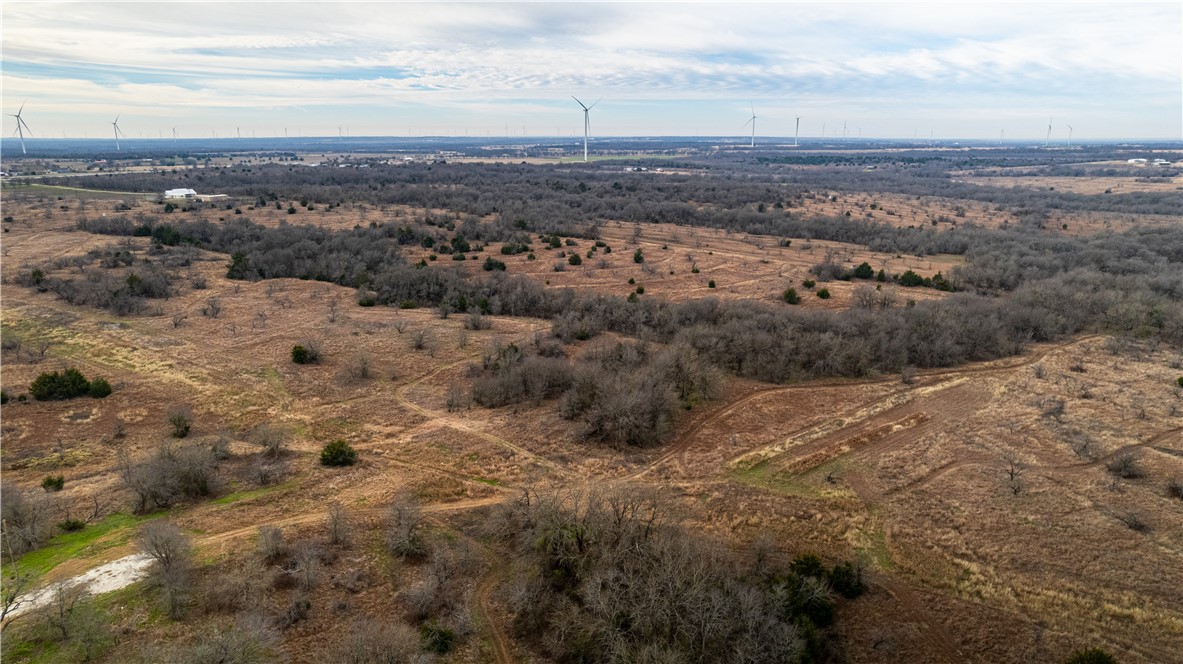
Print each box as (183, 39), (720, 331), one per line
(164, 188), (197, 199)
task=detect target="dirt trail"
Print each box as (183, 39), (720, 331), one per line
(393, 340), (569, 477)
(657, 335), (1098, 480)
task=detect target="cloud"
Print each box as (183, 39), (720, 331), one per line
(1, 1), (1179, 138)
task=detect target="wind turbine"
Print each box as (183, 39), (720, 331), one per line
(7, 101), (32, 154)
(111, 116), (124, 150)
(572, 96), (599, 162)
(1066, 124), (1073, 146)
(794, 114), (801, 147)
(743, 103), (757, 147)
(1044, 117), (1052, 147)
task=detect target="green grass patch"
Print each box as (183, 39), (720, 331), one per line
(473, 476), (502, 486)
(858, 516), (894, 571)
(16, 512), (164, 580)
(211, 479), (294, 506)
(730, 457), (855, 499)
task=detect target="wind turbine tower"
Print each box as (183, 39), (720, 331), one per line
(572, 96), (599, 162)
(794, 115), (801, 147)
(743, 104), (757, 147)
(1045, 117), (1053, 147)
(7, 102), (32, 154)
(1067, 124), (1073, 146)
(111, 116), (124, 150)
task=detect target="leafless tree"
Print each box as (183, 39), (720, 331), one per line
(327, 502), (350, 547)
(1003, 454), (1025, 495)
(258, 526), (285, 563)
(138, 520), (194, 618)
(386, 495), (426, 558)
(1, 483), (53, 555)
(252, 423), (289, 459)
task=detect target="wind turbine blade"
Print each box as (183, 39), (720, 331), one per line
(18, 100), (26, 115)
(572, 96), (589, 111)
(587, 98), (601, 110)
(743, 117), (753, 128)
(20, 118), (32, 135)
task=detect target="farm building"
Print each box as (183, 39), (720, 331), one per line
(164, 188), (197, 199)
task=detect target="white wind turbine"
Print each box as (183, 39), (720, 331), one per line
(1066, 124), (1074, 146)
(572, 96), (599, 162)
(794, 114), (801, 147)
(743, 103), (757, 147)
(111, 116), (125, 150)
(7, 101), (32, 154)
(1044, 117), (1052, 147)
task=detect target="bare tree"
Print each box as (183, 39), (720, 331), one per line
(258, 525), (286, 563)
(386, 495), (426, 558)
(1003, 454), (1025, 495)
(252, 423), (289, 459)
(327, 502), (350, 547)
(1, 537), (33, 630)
(137, 521), (193, 619)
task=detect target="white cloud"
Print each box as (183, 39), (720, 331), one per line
(1, 1), (1178, 138)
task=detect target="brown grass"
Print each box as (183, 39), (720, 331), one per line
(2, 191), (1181, 663)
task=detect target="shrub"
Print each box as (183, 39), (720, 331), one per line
(291, 345), (309, 364)
(58, 518), (86, 532)
(483, 256), (506, 271)
(292, 341), (321, 365)
(420, 619), (455, 654)
(816, 288), (831, 299)
(1177, 376), (1183, 388)
(829, 561), (866, 598)
(782, 287), (800, 304)
(708, 280), (716, 288)
(88, 377), (112, 398)
(42, 474), (65, 492)
(0, 390), (7, 404)
(1168, 478), (1183, 500)
(635, 285), (645, 294)
(633, 248), (644, 263)
(628, 277), (635, 285)
(30, 368), (91, 401)
(320, 440), (358, 467)
(853, 262), (875, 279)
(167, 405), (193, 438)
(897, 270), (926, 287)
(1106, 453), (1144, 479)
(568, 253), (582, 266)
(790, 553), (827, 579)
(1063, 647), (1118, 664)
(803, 279), (816, 289)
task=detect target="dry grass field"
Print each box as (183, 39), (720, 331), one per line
(2, 187), (1181, 663)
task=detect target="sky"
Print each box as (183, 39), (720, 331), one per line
(2, 1), (1180, 141)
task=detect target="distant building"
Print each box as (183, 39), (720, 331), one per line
(164, 188), (197, 199)
(1127, 158), (1148, 164)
